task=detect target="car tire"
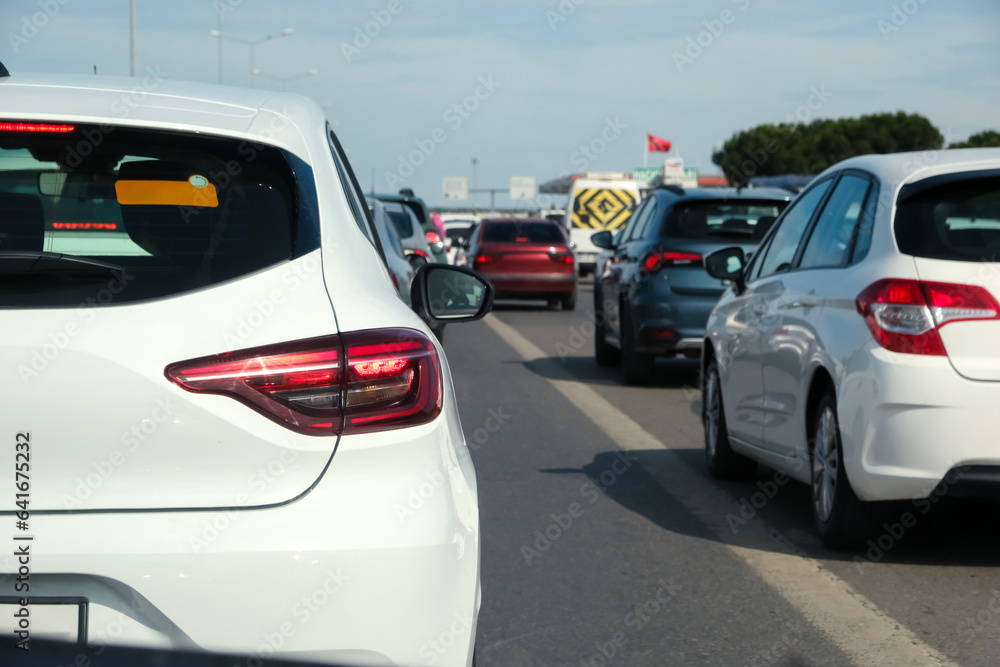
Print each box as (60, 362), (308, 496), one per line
(810, 388), (873, 550)
(593, 288), (620, 367)
(561, 288), (577, 311)
(703, 358), (757, 480)
(620, 303), (653, 385)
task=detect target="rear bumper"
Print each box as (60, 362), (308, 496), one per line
(0, 414), (480, 666)
(841, 344), (1000, 503)
(628, 283), (719, 355)
(486, 273), (576, 297)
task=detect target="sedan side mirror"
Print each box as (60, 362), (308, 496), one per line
(591, 231), (614, 250)
(704, 247), (747, 294)
(411, 264), (494, 323)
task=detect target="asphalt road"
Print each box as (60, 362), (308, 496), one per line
(443, 280), (1000, 667)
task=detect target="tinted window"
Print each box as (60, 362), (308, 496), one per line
(328, 130), (371, 241)
(482, 221), (565, 244)
(0, 123), (312, 308)
(622, 198), (654, 243)
(756, 179), (834, 279)
(799, 175), (872, 269)
(386, 207), (414, 238)
(895, 176), (1000, 262)
(664, 200), (787, 242)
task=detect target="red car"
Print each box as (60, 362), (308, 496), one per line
(467, 218), (577, 309)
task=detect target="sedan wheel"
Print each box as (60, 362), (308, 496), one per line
(810, 388), (873, 550)
(703, 358), (756, 479)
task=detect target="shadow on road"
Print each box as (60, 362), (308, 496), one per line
(544, 450), (1000, 568)
(522, 355), (701, 389)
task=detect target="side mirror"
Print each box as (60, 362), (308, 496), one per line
(410, 264), (494, 323)
(591, 231), (614, 250)
(704, 247), (747, 294)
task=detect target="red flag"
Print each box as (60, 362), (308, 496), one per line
(647, 134), (672, 152)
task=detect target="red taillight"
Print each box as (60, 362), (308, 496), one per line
(855, 279), (1000, 356)
(640, 250), (702, 274)
(0, 121), (75, 133)
(426, 231), (443, 245)
(410, 249), (429, 260)
(389, 270), (400, 293)
(52, 222), (118, 230)
(475, 253), (500, 265)
(165, 330), (441, 435)
(549, 251), (574, 264)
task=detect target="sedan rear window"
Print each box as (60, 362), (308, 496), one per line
(482, 221), (565, 244)
(0, 123), (318, 307)
(895, 176), (1000, 262)
(664, 200), (786, 242)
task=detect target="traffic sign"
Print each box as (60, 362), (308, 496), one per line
(442, 177), (468, 200)
(509, 176), (536, 200)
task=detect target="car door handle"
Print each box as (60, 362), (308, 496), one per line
(791, 293), (819, 308)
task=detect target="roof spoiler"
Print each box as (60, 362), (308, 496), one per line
(0, 62), (9, 79)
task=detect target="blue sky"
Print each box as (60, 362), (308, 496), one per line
(3, 0), (999, 208)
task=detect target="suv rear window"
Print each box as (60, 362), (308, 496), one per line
(385, 207), (415, 238)
(895, 176), (1000, 262)
(482, 221), (565, 244)
(0, 123), (318, 307)
(664, 200), (786, 242)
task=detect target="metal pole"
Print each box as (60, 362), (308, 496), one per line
(129, 0), (136, 76)
(250, 44), (255, 87)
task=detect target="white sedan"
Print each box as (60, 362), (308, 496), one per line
(701, 148), (1000, 548)
(0, 70), (491, 665)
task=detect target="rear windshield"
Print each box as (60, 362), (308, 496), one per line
(895, 176), (1000, 262)
(664, 200), (787, 242)
(385, 207), (414, 238)
(0, 122), (318, 307)
(482, 221), (565, 244)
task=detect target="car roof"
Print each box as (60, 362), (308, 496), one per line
(480, 217), (554, 224)
(652, 187), (792, 203)
(815, 148), (1000, 188)
(0, 72), (324, 138)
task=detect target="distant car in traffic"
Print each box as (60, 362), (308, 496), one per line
(565, 173), (641, 277)
(466, 217), (577, 309)
(369, 198), (415, 304)
(443, 216), (480, 264)
(592, 186), (790, 383)
(373, 190), (447, 262)
(379, 198), (437, 266)
(0, 70), (492, 666)
(701, 148), (1000, 549)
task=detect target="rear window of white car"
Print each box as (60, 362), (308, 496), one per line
(895, 174), (1000, 262)
(0, 122), (319, 307)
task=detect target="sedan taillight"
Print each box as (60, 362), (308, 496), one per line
(855, 279), (1000, 356)
(165, 329), (442, 435)
(640, 250), (702, 274)
(549, 250), (574, 264)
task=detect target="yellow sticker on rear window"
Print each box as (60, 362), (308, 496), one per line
(115, 178), (219, 208)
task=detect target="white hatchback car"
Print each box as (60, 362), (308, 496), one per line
(701, 148), (1000, 548)
(0, 71), (491, 666)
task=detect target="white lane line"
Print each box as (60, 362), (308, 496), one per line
(482, 313), (957, 667)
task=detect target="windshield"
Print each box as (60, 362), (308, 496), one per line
(482, 220), (565, 243)
(0, 124), (315, 307)
(664, 200), (786, 242)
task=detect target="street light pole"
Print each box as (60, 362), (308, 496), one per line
(129, 0), (137, 76)
(209, 28), (294, 88)
(216, 12), (223, 84)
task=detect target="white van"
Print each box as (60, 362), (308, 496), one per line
(564, 173), (640, 275)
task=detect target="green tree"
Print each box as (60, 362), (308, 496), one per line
(712, 112), (944, 186)
(949, 130), (1000, 149)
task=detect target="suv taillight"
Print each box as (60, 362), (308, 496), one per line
(855, 279), (1000, 356)
(165, 329), (442, 435)
(640, 250), (702, 274)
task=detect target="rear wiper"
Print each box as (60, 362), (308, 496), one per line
(0, 251), (124, 280)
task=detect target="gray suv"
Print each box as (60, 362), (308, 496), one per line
(592, 186), (791, 384)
